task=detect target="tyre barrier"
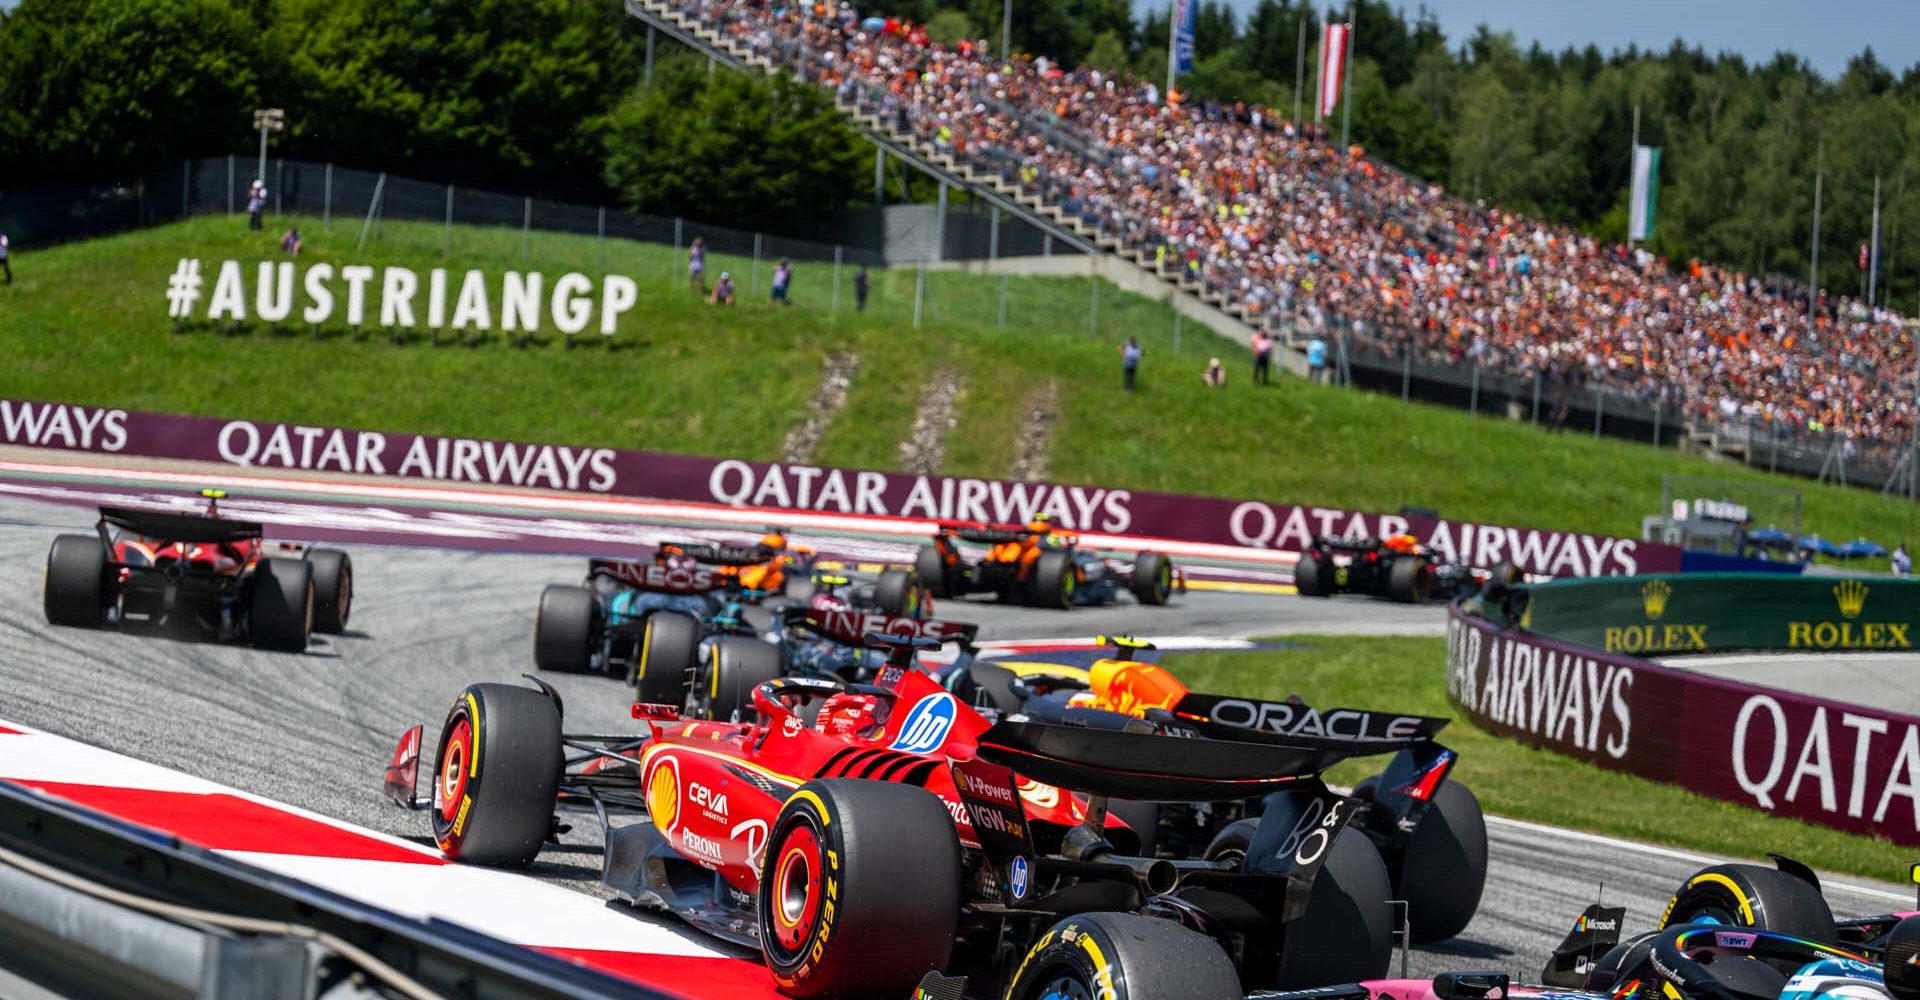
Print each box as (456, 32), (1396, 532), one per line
(0, 396), (1679, 578)
(1447, 592), (1920, 846)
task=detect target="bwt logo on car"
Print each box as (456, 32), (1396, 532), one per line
(891, 693), (958, 754)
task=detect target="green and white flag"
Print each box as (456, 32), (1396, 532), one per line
(1629, 145), (1661, 242)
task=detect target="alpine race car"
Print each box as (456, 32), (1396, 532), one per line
(42, 490), (351, 650)
(383, 633), (1460, 999)
(944, 635), (1488, 943)
(533, 541), (786, 678)
(1292, 535), (1515, 605)
(914, 516), (1178, 609)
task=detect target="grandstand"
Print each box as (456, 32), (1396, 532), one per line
(627, 0), (1920, 495)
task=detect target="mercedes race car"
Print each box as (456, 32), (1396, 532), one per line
(42, 490), (352, 650)
(914, 517), (1178, 609)
(945, 635), (1487, 943)
(384, 632), (1471, 999)
(533, 541), (789, 678)
(1292, 535), (1515, 605)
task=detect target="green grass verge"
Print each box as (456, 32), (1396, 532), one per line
(1, 215), (1914, 558)
(1162, 636), (1910, 882)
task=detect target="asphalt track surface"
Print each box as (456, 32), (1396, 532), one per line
(1662, 652), (1920, 715)
(0, 485), (1908, 990)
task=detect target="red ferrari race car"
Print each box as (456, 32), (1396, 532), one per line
(384, 632), (1466, 1000)
(915, 516), (1179, 609)
(42, 490), (351, 650)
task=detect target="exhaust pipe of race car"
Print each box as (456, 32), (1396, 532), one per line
(1037, 854), (1179, 895)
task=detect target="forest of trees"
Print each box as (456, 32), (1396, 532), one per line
(5, 0), (1920, 306)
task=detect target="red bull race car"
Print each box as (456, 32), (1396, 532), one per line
(41, 490), (351, 650)
(383, 632), (1473, 999)
(1292, 535), (1515, 605)
(914, 516), (1178, 609)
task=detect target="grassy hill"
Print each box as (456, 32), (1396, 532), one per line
(2, 215), (1915, 551)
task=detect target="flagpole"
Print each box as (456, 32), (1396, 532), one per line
(1627, 104), (1640, 253)
(1293, 8), (1306, 125)
(1869, 174), (1883, 308)
(1338, 0), (1355, 149)
(1165, 0), (1177, 106)
(1809, 162), (1823, 334)
(1313, 4), (1325, 124)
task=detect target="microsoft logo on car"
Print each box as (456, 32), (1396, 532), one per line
(890, 693), (957, 754)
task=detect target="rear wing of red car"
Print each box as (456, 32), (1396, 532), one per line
(98, 506), (264, 545)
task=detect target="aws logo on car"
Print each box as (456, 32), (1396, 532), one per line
(890, 693), (958, 754)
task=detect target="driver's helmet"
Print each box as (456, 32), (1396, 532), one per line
(760, 531), (788, 552)
(656, 550), (699, 573)
(1024, 515), (1054, 535)
(1781, 958), (1888, 1000)
(1383, 533), (1420, 555)
(817, 692), (882, 738)
(807, 589), (849, 613)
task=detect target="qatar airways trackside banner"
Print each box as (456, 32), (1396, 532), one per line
(0, 398), (1680, 578)
(1447, 607), (1920, 845)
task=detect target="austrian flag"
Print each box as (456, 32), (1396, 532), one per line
(1317, 21), (1350, 119)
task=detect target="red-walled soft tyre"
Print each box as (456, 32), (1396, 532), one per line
(430, 684), (562, 868)
(758, 779), (960, 997)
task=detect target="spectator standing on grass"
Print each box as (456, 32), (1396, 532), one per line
(1306, 336), (1326, 384)
(711, 270), (735, 306)
(1120, 336), (1142, 391)
(246, 181), (267, 232)
(854, 266), (870, 311)
(1251, 331), (1272, 385)
(771, 258), (793, 305)
(280, 228), (302, 255)
(688, 238), (707, 295)
(0, 234), (11, 285)
(1204, 357), (1226, 388)
(1895, 543), (1912, 576)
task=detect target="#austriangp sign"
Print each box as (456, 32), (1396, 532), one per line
(0, 397), (1679, 578)
(1522, 574), (1920, 654)
(1447, 606), (1920, 845)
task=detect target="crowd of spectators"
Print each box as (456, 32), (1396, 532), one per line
(673, 0), (1919, 456)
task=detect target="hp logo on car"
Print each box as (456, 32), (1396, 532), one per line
(1009, 856), (1030, 900)
(889, 693), (957, 754)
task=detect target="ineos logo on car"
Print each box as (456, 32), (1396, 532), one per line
(889, 693), (957, 754)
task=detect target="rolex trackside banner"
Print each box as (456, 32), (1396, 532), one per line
(0, 397), (1681, 578)
(1447, 606), (1920, 845)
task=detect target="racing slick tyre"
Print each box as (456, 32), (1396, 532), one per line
(1391, 780), (1488, 942)
(1883, 916), (1920, 1000)
(1128, 552), (1174, 606)
(249, 557), (313, 651)
(1204, 819), (1392, 987)
(874, 568), (916, 616)
(1005, 911), (1242, 1000)
(305, 548), (353, 634)
(533, 584), (598, 674)
(1292, 553), (1329, 598)
(701, 636), (784, 723)
(44, 534), (108, 627)
(1029, 549), (1077, 609)
(759, 779), (961, 998)
(1659, 862), (1837, 944)
(430, 683), (563, 868)
(915, 545), (952, 599)
(1107, 799), (1160, 857)
(1387, 555), (1432, 604)
(635, 611), (700, 708)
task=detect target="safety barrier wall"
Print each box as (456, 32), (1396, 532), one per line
(1523, 573), (1920, 655)
(0, 396), (1682, 577)
(1445, 604), (1920, 846)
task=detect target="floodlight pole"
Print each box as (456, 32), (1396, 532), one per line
(252, 109), (286, 193)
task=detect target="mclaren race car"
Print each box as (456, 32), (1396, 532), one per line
(914, 516), (1178, 609)
(384, 632), (1467, 999)
(42, 490), (351, 650)
(944, 635), (1488, 943)
(1292, 535), (1516, 605)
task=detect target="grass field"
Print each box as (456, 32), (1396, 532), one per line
(1162, 637), (1910, 881)
(2, 215), (1915, 552)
